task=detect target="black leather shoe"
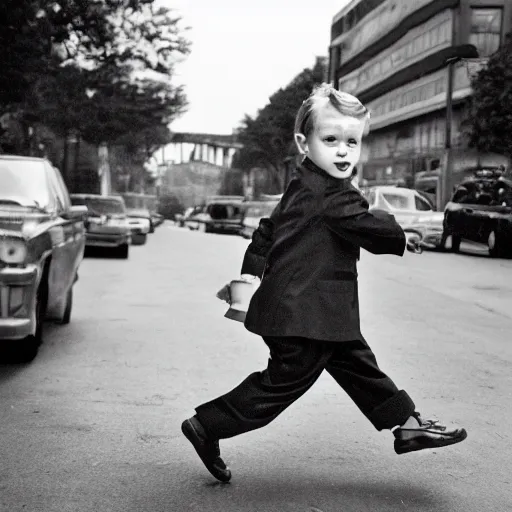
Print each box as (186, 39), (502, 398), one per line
(394, 413), (467, 454)
(181, 416), (232, 482)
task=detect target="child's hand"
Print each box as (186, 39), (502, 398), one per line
(216, 283), (231, 304)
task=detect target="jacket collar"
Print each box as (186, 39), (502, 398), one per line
(297, 157), (352, 193)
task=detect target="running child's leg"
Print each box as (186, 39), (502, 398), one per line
(325, 337), (467, 453)
(195, 336), (333, 439)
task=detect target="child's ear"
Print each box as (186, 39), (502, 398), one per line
(294, 133), (308, 155)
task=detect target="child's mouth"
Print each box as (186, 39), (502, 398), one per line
(334, 162), (350, 172)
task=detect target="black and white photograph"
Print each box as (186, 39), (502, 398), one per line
(1, 1), (511, 511)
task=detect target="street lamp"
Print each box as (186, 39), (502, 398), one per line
(440, 44), (479, 209)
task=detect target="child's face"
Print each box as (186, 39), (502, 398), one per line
(296, 103), (366, 179)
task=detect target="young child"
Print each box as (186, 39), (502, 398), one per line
(182, 84), (467, 483)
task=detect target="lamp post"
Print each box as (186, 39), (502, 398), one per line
(440, 44), (479, 210)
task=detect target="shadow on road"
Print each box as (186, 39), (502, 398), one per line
(84, 247), (129, 259)
(129, 472), (450, 512)
(0, 322), (61, 371)
(426, 245), (512, 260)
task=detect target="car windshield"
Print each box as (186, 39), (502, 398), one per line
(208, 203), (243, 220)
(73, 197), (125, 215)
(0, 160), (50, 208)
(382, 193), (412, 210)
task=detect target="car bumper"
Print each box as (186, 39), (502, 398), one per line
(85, 232), (131, 248)
(209, 223), (243, 233)
(128, 225), (150, 234)
(0, 265), (38, 340)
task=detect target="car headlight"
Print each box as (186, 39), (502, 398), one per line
(0, 238), (28, 264)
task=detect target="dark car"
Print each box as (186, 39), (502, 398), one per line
(442, 169), (512, 257)
(70, 194), (130, 258)
(0, 155), (87, 362)
(205, 196), (245, 235)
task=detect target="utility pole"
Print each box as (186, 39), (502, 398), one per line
(440, 58), (456, 211)
(439, 44), (479, 210)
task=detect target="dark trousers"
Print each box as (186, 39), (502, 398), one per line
(195, 336), (415, 439)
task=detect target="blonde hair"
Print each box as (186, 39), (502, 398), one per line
(294, 83), (371, 137)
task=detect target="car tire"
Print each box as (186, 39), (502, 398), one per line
(117, 243), (129, 259)
(441, 232), (461, 252)
(131, 233), (147, 246)
(57, 287), (73, 325)
(488, 230), (503, 258)
(451, 235), (461, 252)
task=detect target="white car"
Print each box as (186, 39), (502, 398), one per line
(126, 208), (152, 245)
(367, 186), (444, 249)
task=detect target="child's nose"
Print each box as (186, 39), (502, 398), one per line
(336, 143), (348, 156)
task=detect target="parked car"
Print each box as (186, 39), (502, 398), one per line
(204, 196), (245, 235)
(442, 169), (512, 257)
(126, 208), (152, 244)
(0, 155), (87, 362)
(367, 185), (444, 249)
(70, 194), (130, 258)
(151, 212), (164, 228)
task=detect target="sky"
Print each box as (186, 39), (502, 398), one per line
(162, 0), (350, 135)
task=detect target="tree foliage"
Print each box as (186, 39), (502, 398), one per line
(232, 57), (327, 191)
(462, 34), (512, 159)
(0, 0), (190, 191)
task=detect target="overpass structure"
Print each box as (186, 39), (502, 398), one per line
(157, 131), (243, 168)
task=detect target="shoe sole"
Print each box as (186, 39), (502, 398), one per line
(181, 419), (232, 482)
(395, 428), (467, 454)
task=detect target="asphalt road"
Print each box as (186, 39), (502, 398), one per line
(1, 223), (511, 512)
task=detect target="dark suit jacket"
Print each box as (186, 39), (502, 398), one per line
(240, 157), (406, 343)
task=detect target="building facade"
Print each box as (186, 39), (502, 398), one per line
(328, 0), (511, 202)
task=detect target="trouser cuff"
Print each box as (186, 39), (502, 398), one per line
(195, 401), (242, 440)
(366, 390), (415, 431)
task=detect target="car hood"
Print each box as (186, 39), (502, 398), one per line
(0, 208), (52, 238)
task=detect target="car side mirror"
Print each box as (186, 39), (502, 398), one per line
(62, 205), (88, 220)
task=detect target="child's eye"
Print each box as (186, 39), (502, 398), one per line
(348, 139), (358, 146)
(324, 136), (337, 143)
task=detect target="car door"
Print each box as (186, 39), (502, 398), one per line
(450, 184), (481, 241)
(461, 182), (494, 243)
(444, 186), (470, 239)
(414, 193), (433, 219)
(476, 181), (511, 243)
(53, 166), (85, 266)
(44, 164), (81, 312)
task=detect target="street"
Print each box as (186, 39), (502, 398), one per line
(1, 224), (511, 512)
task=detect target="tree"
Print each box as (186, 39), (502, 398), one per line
(233, 57), (327, 192)
(462, 34), (512, 161)
(0, 0), (190, 168)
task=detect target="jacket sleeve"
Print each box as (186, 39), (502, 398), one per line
(240, 201), (282, 277)
(323, 188), (406, 256)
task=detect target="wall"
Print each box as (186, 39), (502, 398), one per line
(338, 9), (454, 96)
(367, 60), (474, 130)
(332, 0), (440, 64)
(161, 161), (227, 208)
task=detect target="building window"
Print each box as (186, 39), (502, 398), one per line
(469, 7), (502, 57)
